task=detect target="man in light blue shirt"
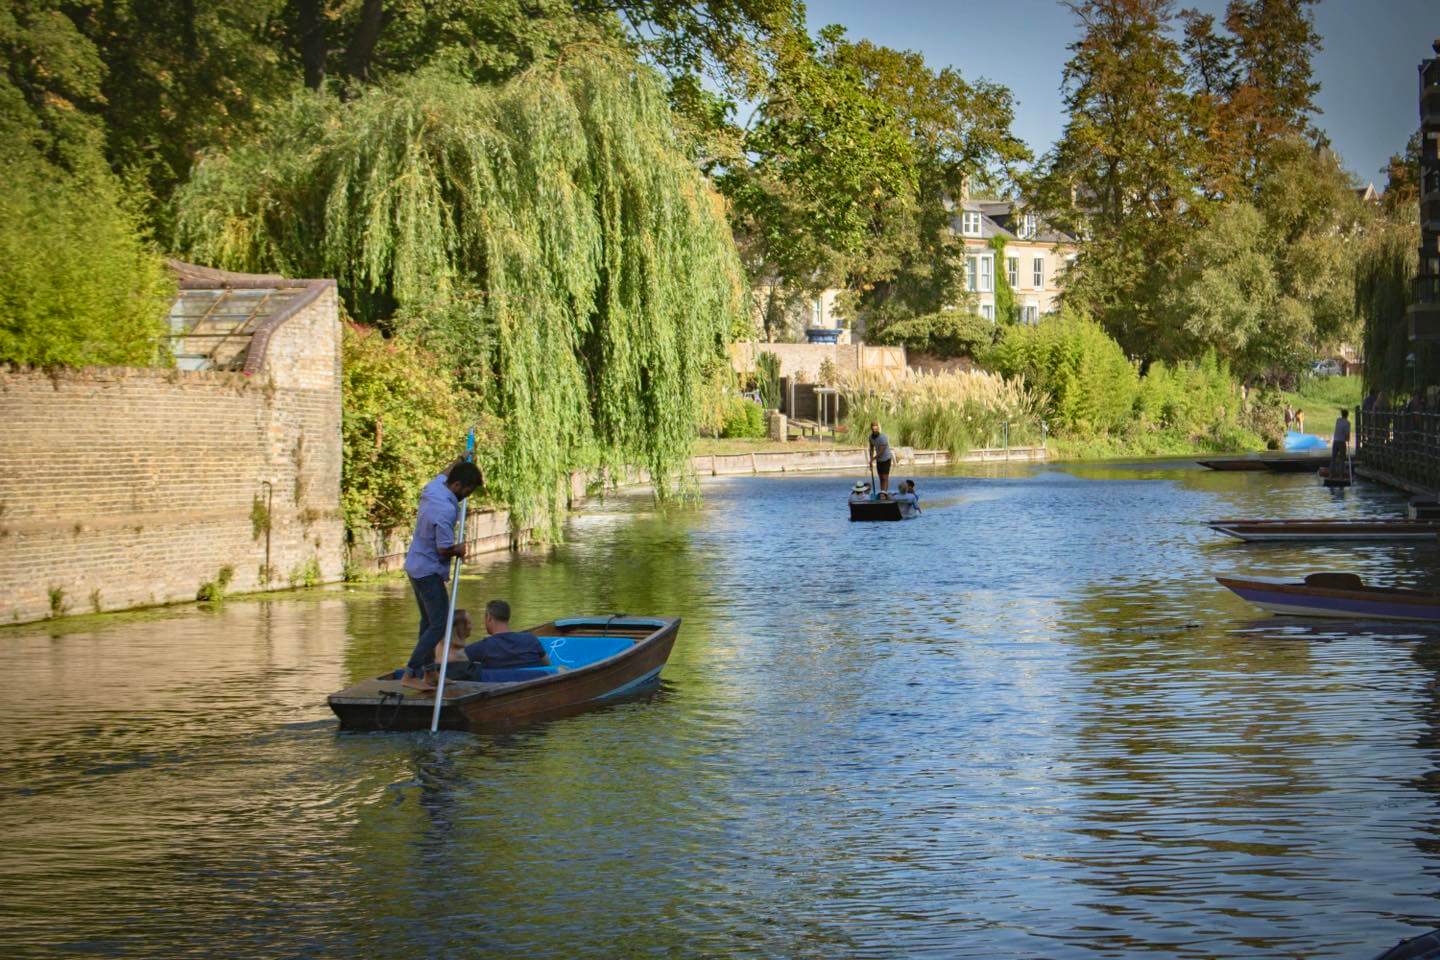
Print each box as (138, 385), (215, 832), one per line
(401, 460), (483, 689)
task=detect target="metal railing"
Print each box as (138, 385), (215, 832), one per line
(1357, 410), (1440, 492)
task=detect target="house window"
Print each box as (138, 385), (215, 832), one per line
(980, 304), (994, 321)
(978, 254), (992, 292)
(1021, 305), (1039, 324)
(1032, 257), (1045, 288)
(1018, 214), (1037, 239)
(1006, 257), (1018, 288)
(961, 211), (982, 236)
(811, 299), (823, 327)
(965, 256), (977, 291)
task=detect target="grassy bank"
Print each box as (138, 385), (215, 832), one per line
(1275, 375), (1362, 432)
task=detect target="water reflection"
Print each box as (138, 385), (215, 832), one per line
(2, 460), (1440, 957)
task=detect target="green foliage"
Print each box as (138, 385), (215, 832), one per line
(868, 310), (994, 359)
(1357, 222), (1421, 396)
(47, 585), (67, 618)
(840, 369), (1043, 456)
(1029, 0), (1200, 357)
(339, 323), (464, 532)
(250, 496), (271, 541)
(755, 351), (781, 410)
(288, 556), (322, 589)
(0, 160), (175, 367)
(984, 308), (1139, 437)
(721, 26), (918, 294)
(983, 308), (1264, 452)
(196, 565), (235, 603)
(719, 396), (767, 438)
(989, 235), (1016, 325)
(0, 3), (174, 368)
(177, 60), (746, 536)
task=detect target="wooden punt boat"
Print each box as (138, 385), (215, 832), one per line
(1196, 457), (1269, 471)
(1207, 519), (1440, 542)
(849, 491), (920, 521)
(327, 616), (680, 733)
(1370, 928), (1440, 960)
(1217, 573), (1440, 621)
(1258, 454), (1332, 472)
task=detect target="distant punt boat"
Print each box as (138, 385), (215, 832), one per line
(1196, 457), (1269, 471)
(849, 491), (920, 521)
(1208, 519), (1440, 542)
(327, 616), (680, 733)
(1258, 454), (1333, 472)
(1217, 573), (1440, 621)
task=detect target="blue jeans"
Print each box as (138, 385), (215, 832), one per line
(406, 574), (451, 677)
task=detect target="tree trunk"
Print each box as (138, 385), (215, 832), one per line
(343, 0), (386, 87)
(298, 0), (326, 91)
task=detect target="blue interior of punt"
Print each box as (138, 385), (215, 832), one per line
(386, 622), (655, 684)
(477, 634), (635, 682)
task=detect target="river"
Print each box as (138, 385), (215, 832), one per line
(3, 460), (1440, 958)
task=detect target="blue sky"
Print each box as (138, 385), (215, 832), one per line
(803, 0), (1437, 188)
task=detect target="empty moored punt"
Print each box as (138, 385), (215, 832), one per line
(1208, 519), (1440, 542)
(1257, 454), (1332, 472)
(849, 492), (920, 521)
(327, 616), (680, 732)
(1217, 573), (1440, 621)
(1196, 457), (1269, 471)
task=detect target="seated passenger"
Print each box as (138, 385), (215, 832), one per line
(464, 599), (550, 669)
(901, 479), (921, 511)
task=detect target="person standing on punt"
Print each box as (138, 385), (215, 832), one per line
(1331, 408), (1351, 479)
(401, 459), (483, 690)
(869, 421), (894, 497)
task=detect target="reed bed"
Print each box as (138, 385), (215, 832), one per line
(840, 369), (1045, 455)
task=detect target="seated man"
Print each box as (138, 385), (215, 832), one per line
(464, 599), (550, 669)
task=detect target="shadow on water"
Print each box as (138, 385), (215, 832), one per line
(4, 461), (1440, 957)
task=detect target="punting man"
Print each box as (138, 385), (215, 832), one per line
(401, 459), (483, 690)
(869, 421), (894, 496)
(1330, 408), (1351, 478)
(465, 600), (550, 670)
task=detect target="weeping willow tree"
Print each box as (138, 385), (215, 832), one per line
(176, 57), (746, 534)
(1356, 221), (1422, 397)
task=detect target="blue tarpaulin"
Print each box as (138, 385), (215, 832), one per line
(1283, 431), (1327, 451)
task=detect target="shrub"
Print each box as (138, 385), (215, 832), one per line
(720, 396), (767, 438)
(982, 307), (1138, 438)
(341, 323), (465, 532)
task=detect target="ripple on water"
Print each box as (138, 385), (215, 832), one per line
(2, 462), (1440, 958)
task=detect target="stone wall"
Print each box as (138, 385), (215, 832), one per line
(729, 341), (907, 385)
(0, 280), (343, 625)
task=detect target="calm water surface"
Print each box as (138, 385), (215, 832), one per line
(4, 461), (1440, 958)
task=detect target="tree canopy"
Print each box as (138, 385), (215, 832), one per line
(177, 59), (746, 532)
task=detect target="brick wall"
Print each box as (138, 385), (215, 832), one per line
(0, 284), (343, 624)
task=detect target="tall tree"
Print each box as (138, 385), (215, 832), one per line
(1031, 0), (1201, 358)
(1184, 0), (1322, 198)
(720, 26), (918, 305)
(834, 38), (1030, 326)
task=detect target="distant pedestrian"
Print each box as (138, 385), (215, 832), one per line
(1284, 404), (1295, 431)
(1295, 409), (1305, 434)
(1362, 389), (1378, 412)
